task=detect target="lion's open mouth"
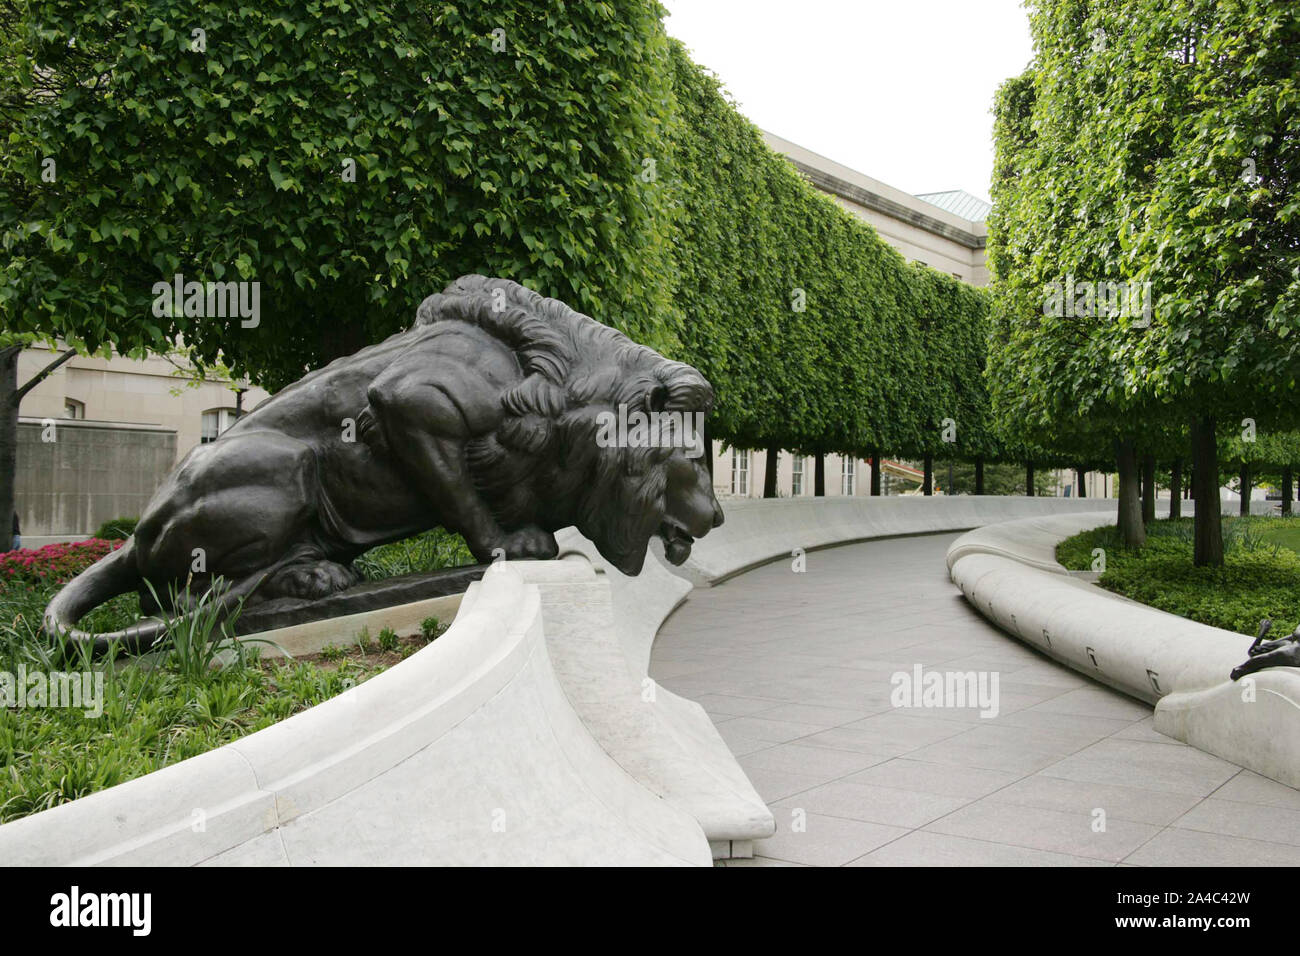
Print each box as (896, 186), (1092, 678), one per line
(659, 519), (694, 566)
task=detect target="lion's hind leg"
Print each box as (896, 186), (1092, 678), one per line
(134, 430), (330, 610)
(260, 551), (362, 601)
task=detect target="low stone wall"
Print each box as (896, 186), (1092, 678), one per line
(0, 561), (713, 865)
(4, 494), (1217, 865)
(525, 547), (775, 858)
(947, 510), (1300, 789)
(677, 494), (1116, 585)
(16, 419), (175, 536)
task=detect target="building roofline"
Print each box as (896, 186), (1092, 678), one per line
(761, 130), (987, 250)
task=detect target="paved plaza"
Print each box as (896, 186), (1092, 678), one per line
(651, 532), (1300, 866)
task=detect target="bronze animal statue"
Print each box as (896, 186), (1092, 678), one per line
(1231, 619), (1300, 681)
(45, 275), (723, 647)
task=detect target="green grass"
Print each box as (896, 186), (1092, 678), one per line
(0, 601), (375, 823)
(1258, 522), (1300, 555)
(1056, 515), (1300, 636)
(353, 528), (475, 580)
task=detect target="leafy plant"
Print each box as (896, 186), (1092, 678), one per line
(140, 577), (275, 680)
(354, 626), (373, 654)
(93, 517), (139, 541)
(319, 643), (346, 663)
(354, 528), (475, 580)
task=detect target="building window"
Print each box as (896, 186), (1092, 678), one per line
(731, 448), (750, 496)
(201, 408), (240, 444)
(63, 399), (84, 420)
(842, 458), (856, 496)
(791, 455), (805, 496)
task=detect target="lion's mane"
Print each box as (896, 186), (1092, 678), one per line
(416, 275), (713, 568)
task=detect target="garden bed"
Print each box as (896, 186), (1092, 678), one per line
(0, 529), (471, 824)
(1055, 515), (1300, 637)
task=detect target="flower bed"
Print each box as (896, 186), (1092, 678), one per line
(1, 538), (124, 588)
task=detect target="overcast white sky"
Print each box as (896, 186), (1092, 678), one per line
(661, 0), (1035, 205)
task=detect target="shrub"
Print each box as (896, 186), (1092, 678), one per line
(93, 517), (138, 540)
(1056, 516), (1300, 636)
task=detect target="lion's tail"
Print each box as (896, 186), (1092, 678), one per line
(43, 538), (153, 651)
(42, 538), (182, 653)
(44, 540), (276, 654)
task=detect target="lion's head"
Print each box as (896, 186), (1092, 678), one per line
(418, 275), (724, 576)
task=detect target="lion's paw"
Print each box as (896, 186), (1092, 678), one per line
(265, 559), (361, 600)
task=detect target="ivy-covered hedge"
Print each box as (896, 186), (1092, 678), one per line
(4, 2), (1002, 465)
(664, 41), (998, 463)
(2, 0), (683, 388)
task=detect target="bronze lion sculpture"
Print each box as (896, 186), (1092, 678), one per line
(45, 275), (723, 647)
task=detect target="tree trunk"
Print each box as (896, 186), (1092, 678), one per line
(1075, 466), (1086, 498)
(1239, 461), (1252, 516)
(922, 454), (933, 496)
(1169, 460), (1182, 519)
(1141, 454), (1156, 525)
(1192, 417), (1223, 567)
(814, 452), (825, 497)
(974, 457), (984, 495)
(0, 346), (77, 554)
(1284, 465), (1293, 517)
(1025, 461), (1035, 496)
(1115, 439), (1146, 548)
(870, 453), (881, 496)
(0, 348), (19, 553)
(763, 443), (779, 498)
(703, 422), (714, 478)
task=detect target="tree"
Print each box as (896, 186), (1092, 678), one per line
(1, 1), (683, 521)
(1081, 0), (1299, 562)
(937, 459), (1059, 496)
(0, 338), (76, 549)
(3, 4), (1008, 538)
(988, 64), (1153, 546)
(1221, 426), (1300, 513)
(988, 0), (1300, 563)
